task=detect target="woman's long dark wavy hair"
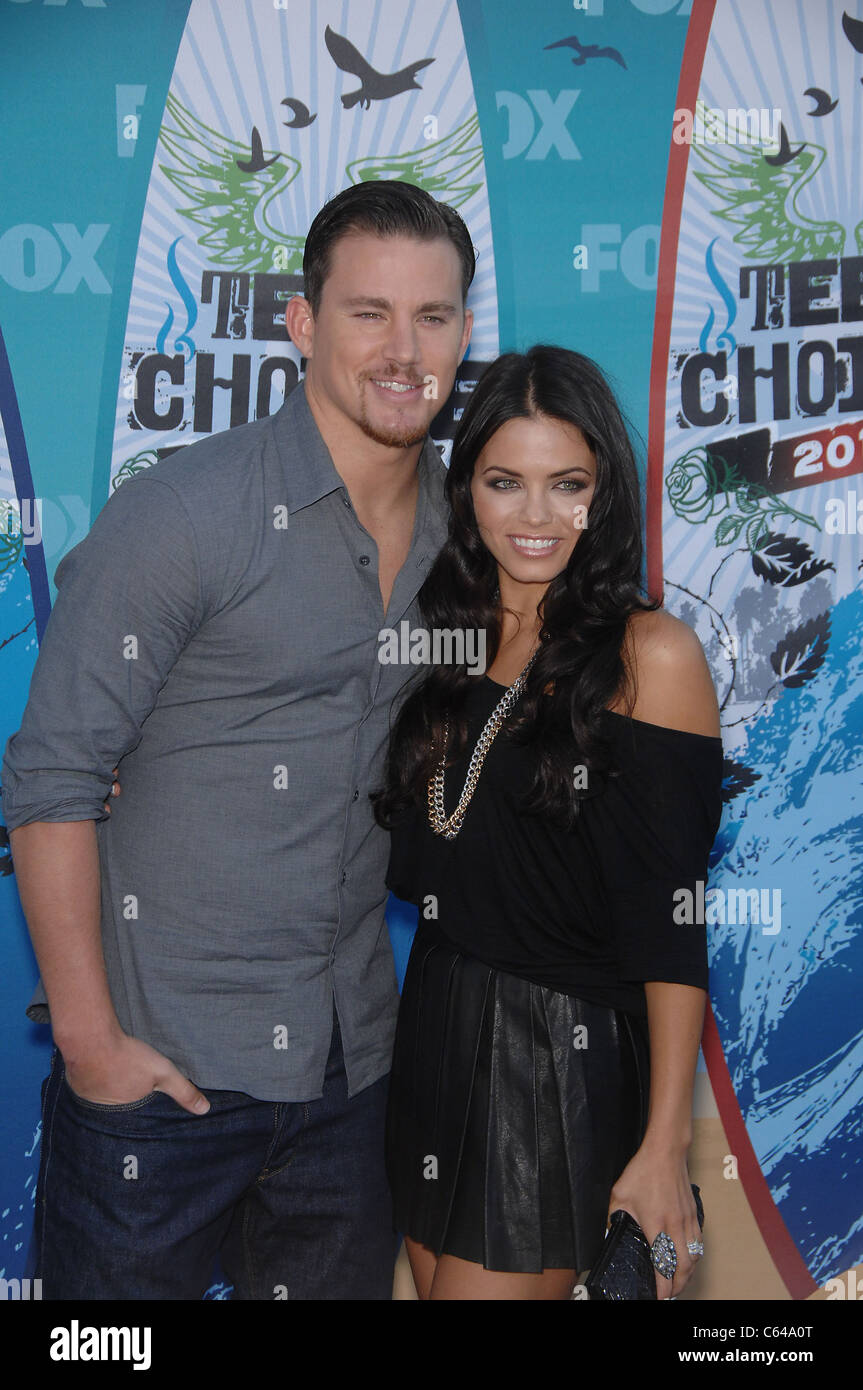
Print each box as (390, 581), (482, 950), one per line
(372, 345), (658, 828)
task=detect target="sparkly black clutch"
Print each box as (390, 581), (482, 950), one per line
(584, 1184), (704, 1300)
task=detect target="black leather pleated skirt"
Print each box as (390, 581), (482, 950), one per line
(385, 918), (651, 1274)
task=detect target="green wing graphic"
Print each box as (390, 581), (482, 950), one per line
(346, 114), (484, 207)
(158, 93), (304, 274)
(690, 102), (844, 262)
(157, 98), (485, 274)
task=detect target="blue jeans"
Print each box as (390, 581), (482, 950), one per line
(34, 1012), (397, 1299)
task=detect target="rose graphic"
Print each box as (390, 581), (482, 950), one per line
(666, 451), (722, 522)
(666, 447), (819, 551)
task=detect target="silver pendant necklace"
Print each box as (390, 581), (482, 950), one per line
(427, 649), (539, 840)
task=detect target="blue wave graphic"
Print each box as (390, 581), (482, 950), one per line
(699, 238), (737, 356)
(709, 587), (863, 1283)
(155, 237), (197, 362)
(167, 236), (197, 361)
(156, 301), (174, 356)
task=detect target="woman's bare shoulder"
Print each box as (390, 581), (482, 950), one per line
(621, 608), (721, 737)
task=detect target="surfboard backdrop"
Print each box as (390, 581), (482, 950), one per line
(0, 0), (859, 1300)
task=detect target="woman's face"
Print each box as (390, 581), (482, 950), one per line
(469, 412), (597, 594)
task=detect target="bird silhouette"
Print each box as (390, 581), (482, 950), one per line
(803, 87), (838, 116)
(281, 98), (317, 129)
(764, 122), (805, 167)
(842, 10), (863, 53)
(324, 25), (434, 109)
(235, 127), (283, 173)
(544, 35), (627, 71)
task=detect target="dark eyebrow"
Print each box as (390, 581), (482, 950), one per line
(342, 296), (392, 309)
(341, 296), (458, 315)
(481, 464), (594, 479)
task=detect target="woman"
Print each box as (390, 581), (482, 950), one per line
(373, 345), (723, 1301)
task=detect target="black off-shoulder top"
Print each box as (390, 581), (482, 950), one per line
(386, 674), (724, 1018)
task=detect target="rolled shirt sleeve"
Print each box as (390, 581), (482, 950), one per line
(1, 474), (204, 830)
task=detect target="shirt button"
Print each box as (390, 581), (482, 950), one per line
(343, 496), (351, 508)
(352, 789), (359, 802)
(341, 872), (347, 884)
(359, 555), (370, 565)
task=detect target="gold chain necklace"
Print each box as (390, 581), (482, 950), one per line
(427, 650), (539, 840)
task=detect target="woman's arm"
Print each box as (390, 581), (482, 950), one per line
(642, 980), (704, 1154)
(607, 609), (720, 1298)
(608, 981), (706, 1298)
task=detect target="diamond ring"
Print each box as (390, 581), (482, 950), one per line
(687, 1239), (705, 1258)
(650, 1231), (677, 1279)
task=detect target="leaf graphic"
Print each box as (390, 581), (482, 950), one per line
(721, 758), (762, 804)
(770, 613), (830, 688)
(791, 559), (834, 584)
(744, 515), (770, 552)
(715, 514), (745, 546)
(752, 532), (835, 586)
(0, 503), (24, 576)
(112, 449), (160, 490)
(733, 488), (761, 514)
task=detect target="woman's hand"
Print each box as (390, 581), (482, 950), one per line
(606, 1139), (703, 1300)
(102, 767), (121, 813)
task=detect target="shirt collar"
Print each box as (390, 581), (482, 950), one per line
(270, 379), (345, 513)
(270, 379), (449, 535)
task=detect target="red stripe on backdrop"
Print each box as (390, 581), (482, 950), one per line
(702, 1005), (817, 1299)
(647, 0), (817, 1300)
(646, 0), (716, 601)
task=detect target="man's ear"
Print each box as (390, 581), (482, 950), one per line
(285, 295), (315, 357)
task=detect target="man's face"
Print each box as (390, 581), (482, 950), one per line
(293, 231), (473, 449)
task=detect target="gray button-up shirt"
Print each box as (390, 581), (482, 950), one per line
(1, 381), (448, 1100)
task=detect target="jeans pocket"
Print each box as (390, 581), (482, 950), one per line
(61, 1075), (162, 1112)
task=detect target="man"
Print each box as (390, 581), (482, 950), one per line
(1, 180), (474, 1300)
